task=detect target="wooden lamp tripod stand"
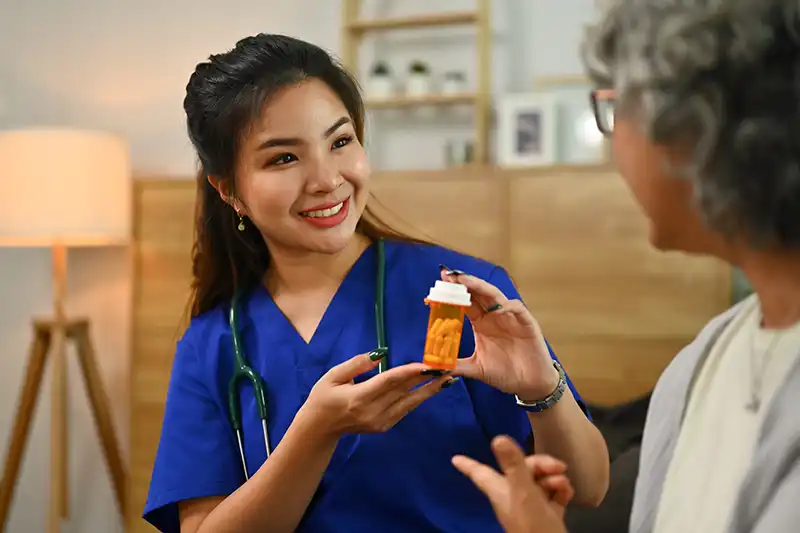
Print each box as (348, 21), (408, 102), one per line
(0, 246), (127, 532)
(0, 129), (131, 533)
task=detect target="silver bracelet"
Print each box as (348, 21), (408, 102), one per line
(515, 360), (567, 413)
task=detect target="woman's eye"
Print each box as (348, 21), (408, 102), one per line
(332, 135), (353, 150)
(269, 153), (297, 166)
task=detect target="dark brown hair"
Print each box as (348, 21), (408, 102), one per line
(183, 33), (431, 318)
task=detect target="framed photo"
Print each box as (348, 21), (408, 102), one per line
(533, 76), (609, 165)
(496, 92), (557, 167)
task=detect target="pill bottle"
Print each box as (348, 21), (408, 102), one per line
(422, 280), (472, 370)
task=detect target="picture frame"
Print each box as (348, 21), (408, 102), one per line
(533, 76), (609, 165)
(496, 92), (557, 168)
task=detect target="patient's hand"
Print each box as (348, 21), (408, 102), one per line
(452, 436), (571, 533)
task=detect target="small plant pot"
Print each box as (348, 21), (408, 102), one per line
(406, 72), (432, 98)
(442, 72), (466, 95)
(367, 74), (395, 100)
(367, 62), (395, 100)
(406, 61), (432, 98)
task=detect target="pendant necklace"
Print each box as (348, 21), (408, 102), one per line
(745, 320), (781, 413)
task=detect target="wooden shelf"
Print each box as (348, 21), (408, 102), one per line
(365, 92), (475, 109)
(340, 1), (491, 166)
(372, 163), (615, 182)
(347, 11), (478, 34)
(533, 75), (590, 89)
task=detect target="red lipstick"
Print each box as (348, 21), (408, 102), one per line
(298, 197), (350, 229)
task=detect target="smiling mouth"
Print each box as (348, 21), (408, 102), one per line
(299, 200), (347, 219)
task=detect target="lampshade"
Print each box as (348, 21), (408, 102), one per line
(0, 128), (132, 247)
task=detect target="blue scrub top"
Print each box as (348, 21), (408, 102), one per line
(143, 240), (589, 533)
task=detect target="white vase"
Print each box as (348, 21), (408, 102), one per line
(405, 73), (431, 98)
(445, 139), (475, 166)
(442, 76), (466, 95)
(366, 75), (395, 100)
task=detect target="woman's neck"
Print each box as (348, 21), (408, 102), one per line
(739, 249), (800, 328)
(264, 233), (373, 295)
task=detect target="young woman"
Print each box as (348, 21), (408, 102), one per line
(456, 1), (800, 532)
(142, 33), (609, 533)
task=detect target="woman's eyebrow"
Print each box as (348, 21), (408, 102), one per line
(255, 116), (351, 151)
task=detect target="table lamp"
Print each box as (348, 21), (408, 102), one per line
(0, 128), (130, 533)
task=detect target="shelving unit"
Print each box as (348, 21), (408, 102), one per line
(347, 11), (479, 33)
(365, 92), (475, 109)
(340, 1), (492, 165)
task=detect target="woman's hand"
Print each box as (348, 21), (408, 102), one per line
(440, 268), (558, 401)
(452, 435), (572, 533)
(303, 351), (450, 438)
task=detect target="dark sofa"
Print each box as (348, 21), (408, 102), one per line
(565, 394), (651, 533)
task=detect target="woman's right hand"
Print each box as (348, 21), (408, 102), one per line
(303, 351), (451, 437)
(452, 436), (572, 533)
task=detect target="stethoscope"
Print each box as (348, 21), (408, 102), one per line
(227, 239), (388, 480)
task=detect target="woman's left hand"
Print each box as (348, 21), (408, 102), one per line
(441, 268), (559, 401)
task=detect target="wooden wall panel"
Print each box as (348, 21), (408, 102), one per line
(128, 179), (196, 533)
(369, 169), (507, 265)
(506, 171), (730, 402)
(127, 166), (731, 530)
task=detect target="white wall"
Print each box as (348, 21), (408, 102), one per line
(0, 1), (597, 531)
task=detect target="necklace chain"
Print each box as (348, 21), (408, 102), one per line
(745, 309), (785, 413)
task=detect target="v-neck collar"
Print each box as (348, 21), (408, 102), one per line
(251, 241), (379, 355)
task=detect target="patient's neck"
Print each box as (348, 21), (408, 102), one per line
(739, 249), (800, 329)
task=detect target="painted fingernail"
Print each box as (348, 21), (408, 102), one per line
(421, 369), (452, 376)
(441, 377), (461, 389)
(486, 303), (503, 312)
(369, 348), (387, 361)
(439, 264), (466, 276)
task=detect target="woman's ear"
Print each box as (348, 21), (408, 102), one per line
(208, 174), (236, 208)
(208, 174), (249, 218)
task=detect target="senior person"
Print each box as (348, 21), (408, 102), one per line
(453, 1), (800, 532)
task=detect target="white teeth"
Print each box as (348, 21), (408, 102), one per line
(302, 201), (344, 218)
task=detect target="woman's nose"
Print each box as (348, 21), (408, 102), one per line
(306, 158), (343, 193)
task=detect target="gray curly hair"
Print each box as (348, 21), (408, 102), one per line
(581, 0), (800, 249)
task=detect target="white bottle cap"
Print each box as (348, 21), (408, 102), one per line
(426, 280), (472, 307)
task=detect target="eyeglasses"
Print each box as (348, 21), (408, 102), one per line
(590, 89), (615, 137)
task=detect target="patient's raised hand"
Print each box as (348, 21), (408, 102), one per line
(452, 435), (571, 533)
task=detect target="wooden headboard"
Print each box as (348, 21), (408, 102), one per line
(127, 165), (731, 531)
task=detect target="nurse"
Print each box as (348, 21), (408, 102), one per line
(143, 33), (609, 533)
